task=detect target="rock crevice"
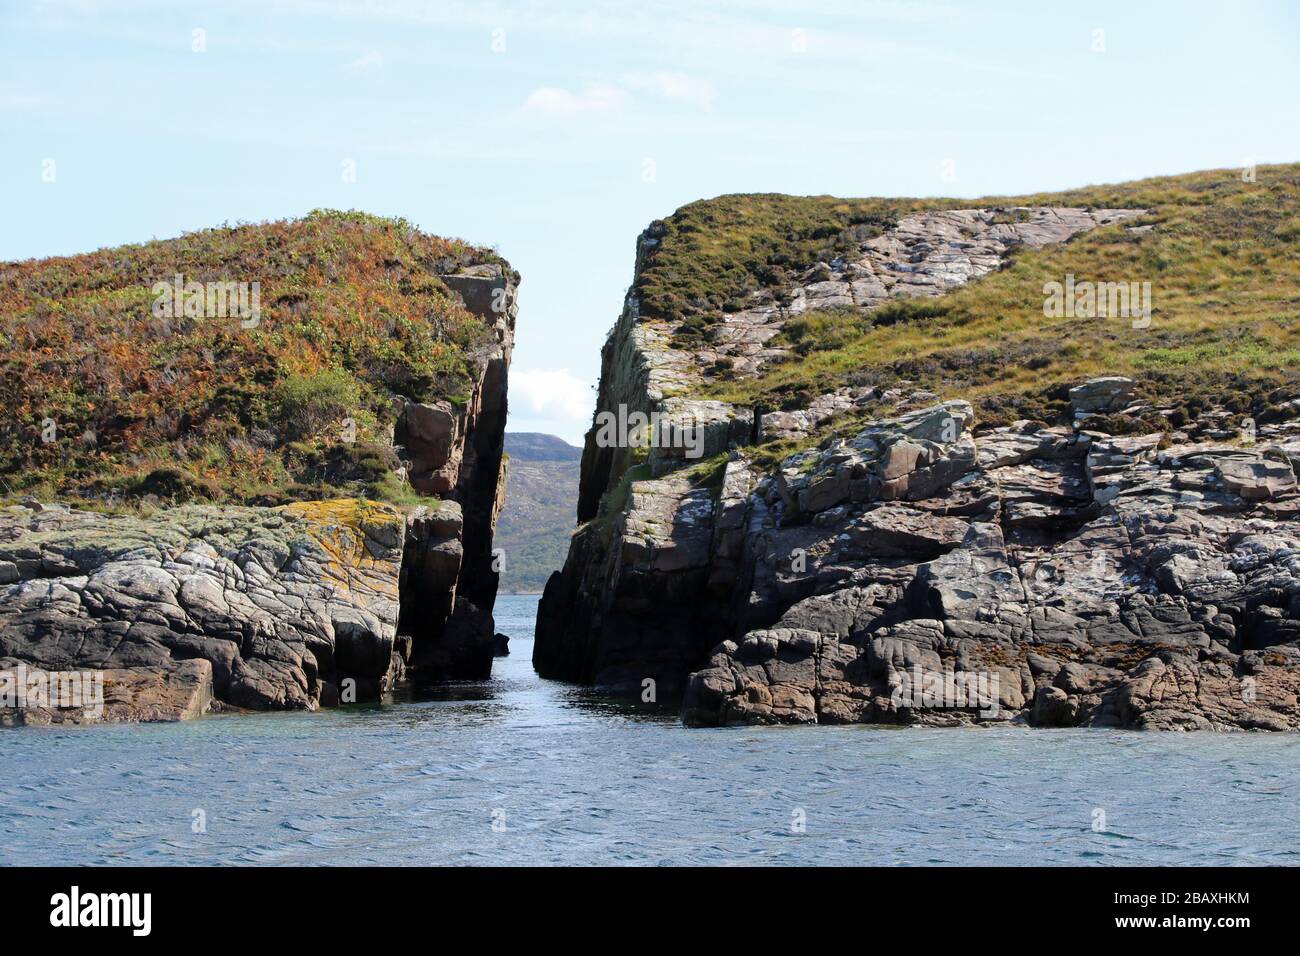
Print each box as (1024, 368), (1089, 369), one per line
(537, 198), (1300, 731)
(1, 268), (518, 725)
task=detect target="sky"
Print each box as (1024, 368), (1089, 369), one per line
(3, 0), (1300, 445)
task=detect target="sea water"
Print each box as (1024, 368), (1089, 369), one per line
(2, 595), (1297, 866)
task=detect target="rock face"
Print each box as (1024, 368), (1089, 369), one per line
(0, 660), (213, 727)
(536, 471), (728, 692)
(540, 204), (1143, 692)
(571, 206), (1144, 525)
(0, 257), (519, 725)
(0, 501), (404, 720)
(537, 192), (1300, 731)
(682, 403), (1300, 730)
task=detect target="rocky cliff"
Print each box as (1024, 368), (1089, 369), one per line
(0, 212), (517, 724)
(536, 164), (1300, 730)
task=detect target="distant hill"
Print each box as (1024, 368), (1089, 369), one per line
(505, 433), (583, 461)
(497, 432), (582, 592)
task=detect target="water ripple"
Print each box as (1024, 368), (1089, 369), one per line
(2, 596), (1299, 865)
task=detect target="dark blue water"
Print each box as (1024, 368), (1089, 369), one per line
(2, 594), (1298, 866)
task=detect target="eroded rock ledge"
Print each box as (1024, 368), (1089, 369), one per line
(541, 388), (1300, 730)
(537, 190), (1300, 730)
(683, 396), (1300, 729)
(1, 267), (518, 725)
(1, 500), (404, 724)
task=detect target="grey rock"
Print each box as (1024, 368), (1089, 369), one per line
(1217, 457), (1297, 501)
(553, 383), (1300, 730)
(0, 501), (409, 719)
(1069, 376), (1135, 415)
(541, 196), (1300, 734)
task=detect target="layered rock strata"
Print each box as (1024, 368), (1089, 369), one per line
(683, 398), (1300, 729)
(0, 267), (518, 724)
(573, 207), (1144, 522)
(542, 206), (1143, 692)
(394, 268), (517, 684)
(1, 500), (403, 722)
(537, 201), (1300, 730)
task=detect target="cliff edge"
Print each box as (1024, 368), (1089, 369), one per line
(536, 165), (1300, 730)
(0, 211), (518, 723)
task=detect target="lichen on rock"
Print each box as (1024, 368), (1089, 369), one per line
(537, 165), (1300, 731)
(0, 215), (519, 725)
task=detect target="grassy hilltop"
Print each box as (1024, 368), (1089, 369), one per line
(0, 210), (514, 507)
(632, 163), (1300, 467)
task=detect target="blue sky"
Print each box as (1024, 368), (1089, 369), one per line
(4, 0), (1299, 444)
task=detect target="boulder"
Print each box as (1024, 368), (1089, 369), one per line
(1216, 457), (1298, 501)
(395, 399), (462, 494)
(0, 500), (407, 721)
(1069, 376), (1135, 416)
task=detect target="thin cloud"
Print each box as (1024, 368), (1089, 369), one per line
(347, 50), (384, 70)
(620, 72), (717, 110)
(510, 368), (594, 426)
(524, 83), (626, 116)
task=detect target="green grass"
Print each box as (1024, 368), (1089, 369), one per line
(682, 451), (730, 494)
(0, 210), (514, 507)
(596, 163), (1300, 494)
(640, 194), (909, 348)
(775, 300), (954, 357)
(663, 165), (1300, 432)
(1133, 336), (1300, 371)
(273, 368), (361, 441)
